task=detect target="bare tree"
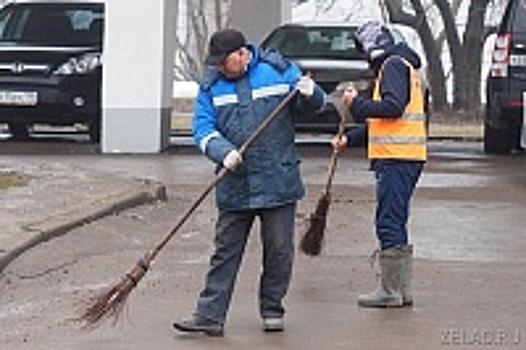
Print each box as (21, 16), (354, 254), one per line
(173, 0), (231, 81)
(385, 0), (449, 111)
(174, 0), (508, 114)
(385, 0), (506, 113)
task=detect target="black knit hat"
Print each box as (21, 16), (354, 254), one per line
(205, 29), (246, 65)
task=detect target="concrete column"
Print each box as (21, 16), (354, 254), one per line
(231, 0), (291, 43)
(101, 0), (176, 153)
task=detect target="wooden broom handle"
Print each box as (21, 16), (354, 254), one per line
(238, 89), (298, 154)
(323, 105), (348, 195)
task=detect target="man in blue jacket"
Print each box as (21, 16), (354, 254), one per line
(173, 28), (325, 336)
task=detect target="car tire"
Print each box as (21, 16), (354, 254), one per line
(88, 117), (101, 143)
(483, 120), (513, 154)
(7, 122), (30, 140)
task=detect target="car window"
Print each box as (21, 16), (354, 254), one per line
(511, 0), (526, 32)
(0, 9), (13, 39)
(0, 3), (103, 47)
(263, 26), (366, 60)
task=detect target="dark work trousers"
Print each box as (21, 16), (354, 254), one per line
(373, 160), (424, 250)
(195, 202), (296, 324)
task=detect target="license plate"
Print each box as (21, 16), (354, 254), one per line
(510, 54), (526, 67)
(0, 91), (38, 106)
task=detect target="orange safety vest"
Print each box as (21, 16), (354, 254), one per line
(368, 57), (427, 161)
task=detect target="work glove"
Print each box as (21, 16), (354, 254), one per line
(295, 75), (314, 97)
(223, 149), (243, 170)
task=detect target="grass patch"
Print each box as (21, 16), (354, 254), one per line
(429, 110), (483, 140)
(429, 122), (483, 140)
(0, 171), (30, 190)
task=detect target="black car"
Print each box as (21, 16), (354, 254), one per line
(260, 22), (428, 133)
(485, 0), (526, 154)
(0, 0), (104, 142)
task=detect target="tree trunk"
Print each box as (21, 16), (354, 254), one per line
(457, 0), (487, 110)
(385, 0), (449, 112)
(435, 0), (488, 111)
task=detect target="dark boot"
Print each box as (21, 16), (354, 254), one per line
(173, 314), (224, 337)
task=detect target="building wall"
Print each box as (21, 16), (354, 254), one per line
(231, 0), (291, 43)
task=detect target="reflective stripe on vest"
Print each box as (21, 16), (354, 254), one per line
(368, 57), (427, 161)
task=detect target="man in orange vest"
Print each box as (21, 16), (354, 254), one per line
(332, 20), (427, 308)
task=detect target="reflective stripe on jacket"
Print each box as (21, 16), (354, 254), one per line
(193, 44), (325, 211)
(368, 57), (427, 161)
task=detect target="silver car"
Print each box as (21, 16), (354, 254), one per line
(261, 22), (429, 133)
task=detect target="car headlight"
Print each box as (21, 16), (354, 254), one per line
(54, 53), (102, 75)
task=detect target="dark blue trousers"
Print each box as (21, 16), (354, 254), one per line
(195, 203), (296, 323)
(373, 160), (424, 250)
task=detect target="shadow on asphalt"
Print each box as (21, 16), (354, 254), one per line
(0, 131), (193, 155)
(0, 135), (100, 155)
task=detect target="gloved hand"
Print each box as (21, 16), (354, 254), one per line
(295, 75), (314, 97)
(223, 149), (243, 170)
(331, 135), (348, 154)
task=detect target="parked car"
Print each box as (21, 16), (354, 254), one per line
(485, 0), (526, 154)
(260, 22), (430, 133)
(0, 0), (104, 142)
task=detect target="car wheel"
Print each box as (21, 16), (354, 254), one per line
(483, 120), (513, 154)
(88, 118), (101, 143)
(7, 122), (30, 140)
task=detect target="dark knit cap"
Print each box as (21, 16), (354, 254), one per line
(205, 29), (246, 65)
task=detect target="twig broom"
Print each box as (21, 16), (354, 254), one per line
(299, 100), (347, 256)
(77, 89), (298, 329)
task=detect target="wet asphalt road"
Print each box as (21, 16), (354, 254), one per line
(1, 137), (525, 349)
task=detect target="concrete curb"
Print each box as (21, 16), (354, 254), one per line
(0, 179), (166, 274)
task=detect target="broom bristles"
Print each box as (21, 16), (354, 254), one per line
(77, 257), (150, 329)
(299, 193), (331, 256)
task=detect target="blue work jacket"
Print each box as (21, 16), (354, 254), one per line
(193, 44), (325, 211)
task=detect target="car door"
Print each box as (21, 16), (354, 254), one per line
(508, 0), (526, 97)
